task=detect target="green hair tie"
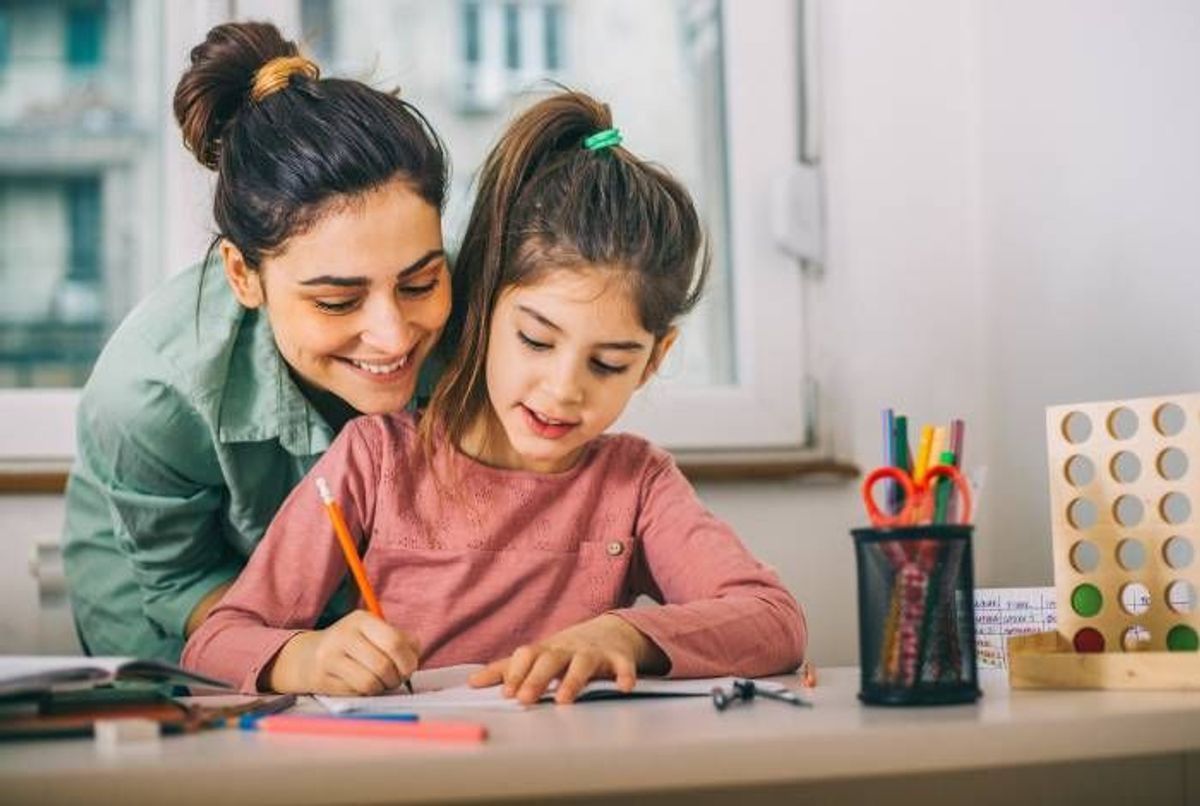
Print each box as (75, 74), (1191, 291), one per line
(583, 128), (622, 151)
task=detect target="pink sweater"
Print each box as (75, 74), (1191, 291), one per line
(183, 412), (807, 692)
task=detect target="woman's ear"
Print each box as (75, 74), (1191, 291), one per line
(638, 327), (679, 387)
(220, 240), (265, 309)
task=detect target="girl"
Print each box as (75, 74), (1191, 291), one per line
(63, 21), (451, 661)
(183, 92), (807, 704)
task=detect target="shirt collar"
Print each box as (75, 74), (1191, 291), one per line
(215, 303), (335, 457)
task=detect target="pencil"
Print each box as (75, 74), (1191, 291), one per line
(316, 477), (383, 618)
(316, 477), (414, 694)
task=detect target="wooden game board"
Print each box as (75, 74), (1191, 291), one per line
(1010, 392), (1200, 688)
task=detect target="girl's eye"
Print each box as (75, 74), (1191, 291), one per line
(399, 278), (440, 298)
(590, 358), (629, 376)
(314, 298), (361, 313)
(518, 331), (551, 351)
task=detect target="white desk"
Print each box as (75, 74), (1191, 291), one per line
(3, 668), (1200, 806)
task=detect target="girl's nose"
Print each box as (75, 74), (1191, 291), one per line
(545, 358), (585, 406)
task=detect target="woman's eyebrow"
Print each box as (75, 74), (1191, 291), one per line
(516, 304), (646, 351)
(298, 249), (445, 287)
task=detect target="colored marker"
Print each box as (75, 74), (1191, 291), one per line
(244, 714), (486, 742)
(913, 425), (935, 485)
(237, 712), (418, 729)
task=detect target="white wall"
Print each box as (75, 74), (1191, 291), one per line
(4, 1), (1199, 666)
(709, 0), (1200, 665)
(975, 0), (1200, 587)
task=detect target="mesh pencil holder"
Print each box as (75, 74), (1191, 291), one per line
(852, 525), (981, 705)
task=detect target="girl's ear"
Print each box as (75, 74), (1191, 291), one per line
(221, 240), (265, 309)
(638, 327), (679, 387)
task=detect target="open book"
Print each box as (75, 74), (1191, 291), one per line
(0, 656), (233, 699)
(317, 664), (796, 713)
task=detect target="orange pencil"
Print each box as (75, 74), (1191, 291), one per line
(317, 477), (414, 693)
(316, 477), (383, 618)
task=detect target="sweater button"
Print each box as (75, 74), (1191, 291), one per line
(606, 541), (624, 557)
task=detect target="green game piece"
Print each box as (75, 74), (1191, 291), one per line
(1167, 625), (1199, 652)
(1070, 583), (1103, 617)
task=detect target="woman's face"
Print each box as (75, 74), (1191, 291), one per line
(223, 179), (449, 416)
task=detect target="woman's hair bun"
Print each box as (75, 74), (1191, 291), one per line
(173, 21), (299, 170)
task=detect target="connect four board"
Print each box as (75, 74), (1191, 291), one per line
(1009, 393), (1200, 689)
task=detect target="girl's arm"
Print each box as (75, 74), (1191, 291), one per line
(181, 417), (398, 692)
(612, 449), (808, 679)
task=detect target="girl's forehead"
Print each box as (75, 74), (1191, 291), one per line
(504, 268), (648, 334)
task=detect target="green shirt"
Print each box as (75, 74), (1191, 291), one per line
(63, 261), (340, 661)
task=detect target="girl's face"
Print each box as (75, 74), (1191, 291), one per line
(223, 179), (449, 416)
(470, 268), (674, 474)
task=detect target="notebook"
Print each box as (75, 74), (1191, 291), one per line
(0, 656), (233, 699)
(317, 664), (795, 713)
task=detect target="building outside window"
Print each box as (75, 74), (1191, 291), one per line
(0, 0), (160, 391)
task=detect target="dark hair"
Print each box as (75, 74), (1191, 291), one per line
(174, 21), (448, 268)
(425, 89), (709, 449)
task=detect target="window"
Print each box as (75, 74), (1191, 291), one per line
(0, 0), (810, 461)
(502, 4), (519, 70)
(456, 1), (566, 112)
(0, 0), (162, 459)
(66, 3), (105, 69)
(462, 2), (481, 68)
(543, 5), (561, 72)
(0, 9), (10, 70)
(301, 0), (807, 451)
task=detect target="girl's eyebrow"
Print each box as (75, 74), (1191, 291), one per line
(516, 304), (646, 352)
(298, 249), (445, 288)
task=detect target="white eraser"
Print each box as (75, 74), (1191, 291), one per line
(94, 718), (161, 754)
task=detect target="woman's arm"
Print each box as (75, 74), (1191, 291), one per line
(185, 581), (235, 636)
(67, 352), (241, 650)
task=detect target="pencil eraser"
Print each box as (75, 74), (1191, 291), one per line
(94, 718), (161, 755)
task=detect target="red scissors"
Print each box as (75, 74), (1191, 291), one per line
(861, 464), (973, 527)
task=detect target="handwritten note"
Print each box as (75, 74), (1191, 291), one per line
(974, 587), (1057, 670)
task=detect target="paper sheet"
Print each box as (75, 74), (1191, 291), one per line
(316, 665), (789, 713)
(974, 587), (1057, 670)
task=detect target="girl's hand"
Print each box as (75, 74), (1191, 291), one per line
(467, 614), (668, 705)
(263, 610), (419, 695)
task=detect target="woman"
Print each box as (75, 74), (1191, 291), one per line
(62, 21), (451, 661)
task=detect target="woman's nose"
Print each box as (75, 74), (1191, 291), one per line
(359, 296), (411, 354)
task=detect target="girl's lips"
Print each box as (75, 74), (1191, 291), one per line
(520, 404), (578, 440)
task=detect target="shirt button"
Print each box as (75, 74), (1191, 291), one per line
(606, 541), (624, 557)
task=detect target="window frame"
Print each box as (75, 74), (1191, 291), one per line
(0, 0), (812, 462)
(614, 0), (808, 452)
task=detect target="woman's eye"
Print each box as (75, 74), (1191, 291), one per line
(518, 331), (551, 351)
(314, 298), (360, 313)
(398, 278), (440, 297)
(591, 358), (628, 376)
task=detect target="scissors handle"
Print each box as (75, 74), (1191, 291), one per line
(862, 466), (917, 527)
(923, 464), (973, 524)
(862, 464), (973, 527)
